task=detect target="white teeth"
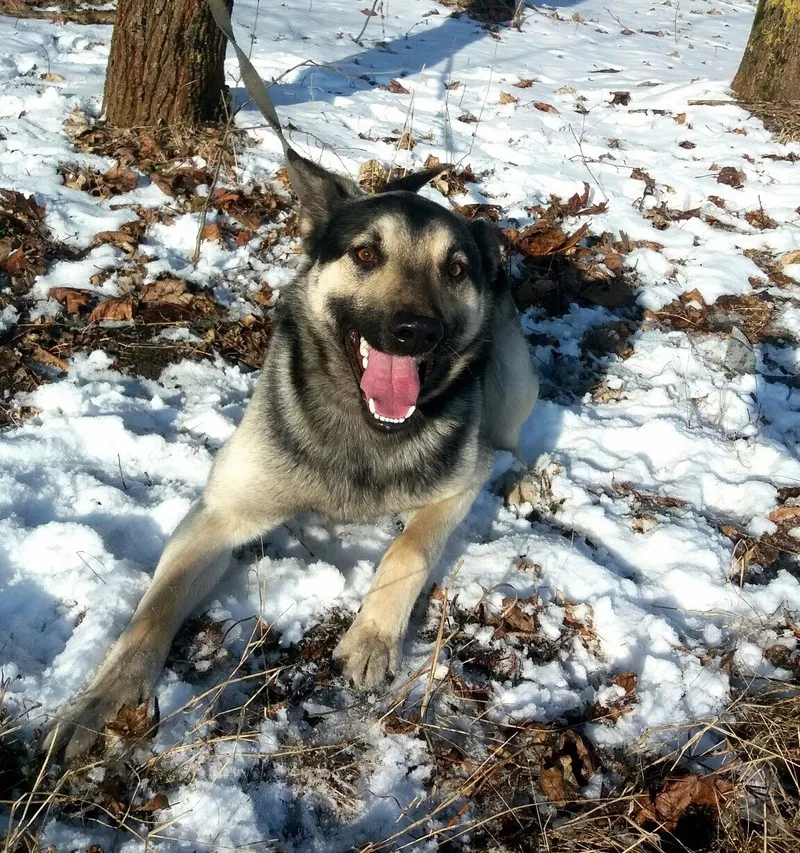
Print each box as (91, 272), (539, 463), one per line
(366, 400), (417, 425)
(359, 337), (370, 358)
(362, 356), (369, 369)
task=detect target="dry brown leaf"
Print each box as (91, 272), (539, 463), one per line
(140, 277), (191, 306)
(769, 506), (800, 524)
(634, 775), (733, 831)
(105, 700), (153, 739)
(616, 481), (688, 509)
(499, 91), (519, 105)
(360, 7), (377, 14)
(456, 113), (478, 124)
(1, 188), (46, 221)
(29, 345), (68, 372)
(102, 162), (138, 195)
(151, 166), (208, 198)
(88, 296), (134, 323)
(201, 222), (224, 243)
(590, 672), (638, 721)
(512, 222), (590, 258)
(716, 166), (746, 188)
(745, 209), (778, 230)
(138, 793), (169, 813)
(487, 596), (539, 639)
(533, 101), (558, 113)
(631, 167), (655, 189)
(253, 282), (273, 307)
(396, 132), (415, 150)
(513, 79), (535, 88)
(359, 159), (388, 193)
(539, 731), (595, 806)
(609, 90), (630, 106)
(92, 229), (139, 253)
(778, 249), (800, 269)
(48, 287), (90, 315)
(387, 78), (410, 94)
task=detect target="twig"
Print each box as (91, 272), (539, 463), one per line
(192, 102), (234, 265)
(353, 0), (380, 45)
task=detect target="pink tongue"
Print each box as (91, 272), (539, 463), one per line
(360, 348), (420, 420)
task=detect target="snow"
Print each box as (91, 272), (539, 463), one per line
(2, 0), (800, 850)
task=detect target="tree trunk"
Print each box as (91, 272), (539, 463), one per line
(104, 0), (231, 127)
(732, 0), (800, 102)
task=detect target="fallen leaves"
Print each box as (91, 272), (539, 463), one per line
(507, 221), (589, 258)
(716, 165), (746, 188)
(769, 505), (800, 523)
(384, 78), (409, 94)
(140, 277), (217, 317)
(28, 344), (68, 372)
(1, 189), (76, 285)
(499, 91), (519, 105)
(200, 222), (224, 244)
(151, 165), (209, 200)
(778, 249), (800, 269)
(105, 700), (156, 741)
(539, 731), (596, 806)
(589, 672), (638, 722)
(483, 596), (539, 640)
(533, 101), (558, 113)
(59, 161), (138, 198)
(395, 131), (415, 150)
(48, 287), (91, 314)
(88, 296), (134, 324)
(92, 219), (146, 254)
(634, 775), (733, 831)
(358, 159), (389, 193)
(644, 202), (700, 230)
(745, 208), (778, 230)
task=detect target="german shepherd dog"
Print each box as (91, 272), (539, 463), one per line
(47, 151), (539, 760)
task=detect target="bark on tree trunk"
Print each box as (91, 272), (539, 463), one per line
(104, 0), (232, 127)
(732, 0), (800, 103)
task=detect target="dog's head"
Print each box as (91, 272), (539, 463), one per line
(286, 149), (504, 433)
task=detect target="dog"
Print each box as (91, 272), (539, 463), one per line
(46, 150), (539, 760)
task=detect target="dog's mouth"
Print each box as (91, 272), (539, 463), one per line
(345, 329), (435, 430)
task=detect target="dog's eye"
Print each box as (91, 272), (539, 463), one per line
(353, 247), (377, 267)
(448, 261), (465, 279)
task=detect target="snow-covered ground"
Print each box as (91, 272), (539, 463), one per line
(2, 0), (800, 850)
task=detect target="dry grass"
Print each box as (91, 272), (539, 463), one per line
(4, 603), (799, 853)
(741, 101), (800, 145)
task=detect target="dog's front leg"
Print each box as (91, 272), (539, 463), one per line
(334, 485), (481, 689)
(44, 500), (262, 761)
(45, 426), (291, 761)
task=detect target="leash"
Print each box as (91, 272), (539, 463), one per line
(205, 0), (291, 155)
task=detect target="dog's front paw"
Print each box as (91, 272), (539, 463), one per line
(43, 676), (156, 763)
(334, 621), (402, 689)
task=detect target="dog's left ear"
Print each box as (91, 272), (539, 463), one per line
(468, 218), (504, 291)
(380, 164), (451, 194)
(285, 148), (362, 238)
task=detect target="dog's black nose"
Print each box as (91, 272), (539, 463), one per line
(389, 311), (444, 353)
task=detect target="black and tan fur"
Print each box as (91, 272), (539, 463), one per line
(46, 151), (539, 760)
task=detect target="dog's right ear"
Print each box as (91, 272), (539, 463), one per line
(285, 148), (362, 239)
